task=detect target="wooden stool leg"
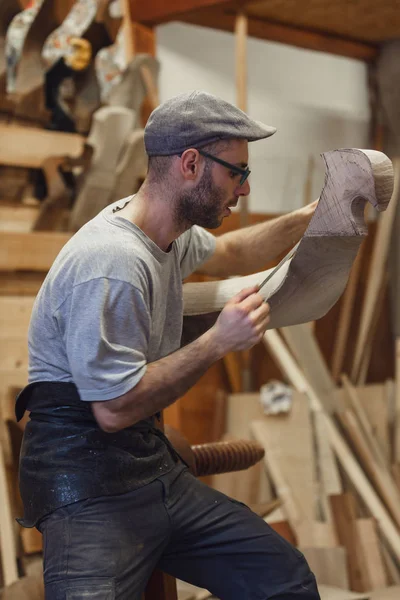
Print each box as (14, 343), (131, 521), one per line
(144, 569), (178, 600)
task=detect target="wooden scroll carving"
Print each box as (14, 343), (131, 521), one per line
(182, 149), (394, 328)
(68, 105), (135, 231)
(41, 0), (98, 69)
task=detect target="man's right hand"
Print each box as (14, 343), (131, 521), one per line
(211, 286), (270, 354)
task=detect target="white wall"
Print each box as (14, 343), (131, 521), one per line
(156, 22), (370, 214)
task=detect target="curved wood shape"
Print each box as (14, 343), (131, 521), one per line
(41, 0), (97, 68)
(5, 0), (45, 93)
(182, 149), (393, 329)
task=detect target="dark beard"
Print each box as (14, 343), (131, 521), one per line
(175, 163), (226, 229)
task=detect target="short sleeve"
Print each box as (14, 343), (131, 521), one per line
(179, 225), (216, 279)
(55, 278), (150, 401)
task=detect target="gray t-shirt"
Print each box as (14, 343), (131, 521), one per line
(28, 197), (216, 401)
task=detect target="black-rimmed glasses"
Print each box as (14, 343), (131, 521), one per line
(198, 149), (251, 186)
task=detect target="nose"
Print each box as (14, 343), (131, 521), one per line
(236, 178), (250, 196)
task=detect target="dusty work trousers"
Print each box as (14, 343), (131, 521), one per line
(38, 463), (320, 600)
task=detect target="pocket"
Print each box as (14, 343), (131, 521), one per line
(65, 577), (115, 599)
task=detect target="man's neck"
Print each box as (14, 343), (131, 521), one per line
(116, 185), (187, 252)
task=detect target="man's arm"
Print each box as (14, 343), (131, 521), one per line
(92, 287), (270, 432)
(199, 201), (317, 278)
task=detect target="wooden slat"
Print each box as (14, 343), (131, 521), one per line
(281, 324), (335, 413)
(341, 375), (388, 468)
(0, 443), (18, 586)
(329, 493), (369, 592)
(0, 124), (85, 169)
(351, 159), (400, 382)
(331, 243), (365, 382)
(179, 10), (377, 61)
(251, 391), (318, 546)
(212, 393), (272, 506)
(0, 231), (71, 272)
(356, 518), (388, 590)
(300, 547), (349, 589)
(0, 205), (40, 233)
(396, 338), (400, 463)
(317, 587), (369, 600)
(313, 410), (342, 532)
(336, 408), (400, 530)
(130, 0), (237, 23)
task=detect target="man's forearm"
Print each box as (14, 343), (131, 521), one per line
(203, 203), (316, 277)
(95, 328), (224, 432)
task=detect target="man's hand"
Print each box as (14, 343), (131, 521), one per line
(211, 286), (270, 354)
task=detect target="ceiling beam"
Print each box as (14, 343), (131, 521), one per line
(129, 0), (244, 25)
(179, 10), (377, 61)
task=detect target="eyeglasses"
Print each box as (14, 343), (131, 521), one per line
(198, 149), (251, 187)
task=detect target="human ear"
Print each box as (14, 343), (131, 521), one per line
(180, 149), (200, 180)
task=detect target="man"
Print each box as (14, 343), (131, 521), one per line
(16, 91), (320, 599)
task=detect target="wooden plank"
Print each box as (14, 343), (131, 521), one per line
(0, 272), (46, 296)
(0, 297), (35, 337)
(318, 587), (369, 600)
(336, 408), (400, 530)
(263, 329), (400, 563)
(351, 158), (400, 382)
(0, 231), (71, 271)
(369, 586), (400, 600)
(313, 410), (342, 531)
(0, 443), (18, 586)
(331, 242), (366, 382)
(356, 518), (387, 590)
(0, 124), (85, 169)
(281, 324), (336, 413)
(179, 10), (377, 61)
(251, 391), (318, 546)
(396, 338), (400, 463)
(0, 205), (40, 233)
(359, 383), (390, 463)
(341, 375), (388, 468)
(211, 393), (273, 506)
(381, 542), (400, 584)
(329, 493), (369, 592)
(130, 0), (237, 23)
(300, 547), (349, 590)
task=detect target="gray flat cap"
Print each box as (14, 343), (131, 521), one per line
(144, 90), (276, 156)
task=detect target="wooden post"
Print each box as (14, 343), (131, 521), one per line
(235, 11), (248, 228)
(0, 443), (18, 586)
(351, 158), (400, 382)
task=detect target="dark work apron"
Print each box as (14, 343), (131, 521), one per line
(15, 382), (180, 528)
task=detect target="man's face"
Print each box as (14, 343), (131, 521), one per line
(175, 140), (250, 229)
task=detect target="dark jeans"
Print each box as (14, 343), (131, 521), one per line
(38, 464), (320, 600)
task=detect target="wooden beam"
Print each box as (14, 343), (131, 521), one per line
(179, 10), (377, 61)
(130, 0), (238, 24)
(0, 124), (85, 169)
(0, 232), (71, 272)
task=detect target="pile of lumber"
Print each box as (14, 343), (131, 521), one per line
(210, 321), (400, 597)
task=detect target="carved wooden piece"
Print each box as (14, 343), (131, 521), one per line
(110, 129), (147, 203)
(69, 106), (135, 231)
(5, 0), (44, 93)
(106, 54), (160, 129)
(182, 150), (393, 327)
(5, 0), (59, 96)
(0, 0), (20, 84)
(41, 0), (98, 68)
